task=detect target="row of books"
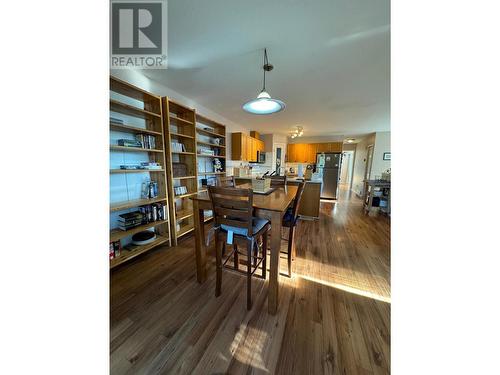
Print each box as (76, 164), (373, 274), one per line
(117, 203), (167, 231)
(198, 147), (216, 155)
(174, 186), (188, 196)
(171, 142), (186, 152)
(120, 162), (162, 170)
(117, 139), (142, 148)
(136, 134), (156, 149)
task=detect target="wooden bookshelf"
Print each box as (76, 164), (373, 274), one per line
(110, 235), (169, 268)
(109, 76), (171, 268)
(162, 98), (199, 245)
(195, 114), (227, 193)
(110, 197), (167, 212)
(109, 145), (164, 153)
(110, 169), (166, 174)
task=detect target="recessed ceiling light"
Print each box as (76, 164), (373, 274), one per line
(346, 138), (355, 143)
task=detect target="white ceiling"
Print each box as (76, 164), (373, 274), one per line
(143, 0), (390, 138)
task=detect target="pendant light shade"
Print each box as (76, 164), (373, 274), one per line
(243, 49), (286, 115)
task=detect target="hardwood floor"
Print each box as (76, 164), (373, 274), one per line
(110, 187), (390, 374)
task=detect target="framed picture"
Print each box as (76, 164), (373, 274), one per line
(383, 152), (391, 160)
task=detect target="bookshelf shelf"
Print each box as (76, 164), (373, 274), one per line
(110, 123), (163, 136)
(110, 197), (167, 212)
(170, 132), (195, 139)
(177, 225), (194, 238)
(110, 235), (169, 269)
(174, 192), (198, 199)
(170, 116), (194, 126)
(110, 99), (162, 120)
(110, 169), (165, 174)
(110, 76), (161, 103)
(110, 219), (169, 242)
(175, 209), (194, 221)
(197, 140), (225, 148)
(173, 176), (196, 180)
(196, 127), (226, 138)
(171, 151), (195, 155)
(110, 145), (164, 153)
(197, 154), (226, 159)
(110, 76), (171, 268)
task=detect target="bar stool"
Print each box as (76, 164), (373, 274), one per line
(265, 175), (287, 187)
(281, 182), (305, 277)
(208, 186), (270, 310)
(216, 175), (235, 187)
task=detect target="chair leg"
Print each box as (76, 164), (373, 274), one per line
(287, 226), (295, 277)
(233, 243), (239, 270)
(246, 239), (253, 310)
(262, 229), (268, 279)
(215, 233), (222, 297)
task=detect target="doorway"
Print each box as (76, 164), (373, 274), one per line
(339, 150), (355, 190)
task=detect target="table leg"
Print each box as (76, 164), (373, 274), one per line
(268, 211), (282, 315)
(193, 199), (207, 283)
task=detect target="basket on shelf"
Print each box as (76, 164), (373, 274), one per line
(172, 162), (188, 178)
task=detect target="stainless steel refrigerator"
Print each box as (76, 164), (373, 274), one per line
(317, 153), (341, 199)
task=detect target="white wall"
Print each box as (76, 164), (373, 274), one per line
(351, 133), (376, 196)
(371, 131), (391, 178)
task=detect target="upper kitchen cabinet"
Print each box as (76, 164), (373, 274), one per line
(287, 142), (343, 163)
(231, 132), (264, 161)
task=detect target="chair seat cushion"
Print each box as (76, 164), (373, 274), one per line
(221, 217), (269, 238)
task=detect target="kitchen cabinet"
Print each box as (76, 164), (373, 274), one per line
(231, 132), (264, 161)
(287, 142), (343, 163)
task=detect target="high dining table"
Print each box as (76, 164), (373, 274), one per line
(190, 183), (298, 315)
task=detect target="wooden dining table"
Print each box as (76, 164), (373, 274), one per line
(190, 183), (298, 315)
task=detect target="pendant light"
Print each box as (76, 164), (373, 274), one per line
(242, 49), (286, 115)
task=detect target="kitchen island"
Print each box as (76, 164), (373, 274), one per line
(287, 177), (322, 219)
(233, 175), (321, 218)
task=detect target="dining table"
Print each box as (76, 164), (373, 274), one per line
(190, 183), (298, 315)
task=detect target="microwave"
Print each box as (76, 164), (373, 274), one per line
(256, 150), (266, 164)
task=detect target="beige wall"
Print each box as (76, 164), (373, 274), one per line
(371, 131), (391, 178)
(352, 133), (376, 196)
(351, 132), (391, 196)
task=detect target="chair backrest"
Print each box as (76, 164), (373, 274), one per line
(216, 175), (235, 187)
(208, 186), (254, 236)
(290, 182), (306, 221)
(265, 175), (287, 187)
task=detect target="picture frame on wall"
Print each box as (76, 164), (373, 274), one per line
(383, 152), (391, 160)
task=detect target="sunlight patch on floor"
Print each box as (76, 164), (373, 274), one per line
(297, 274), (391, 303)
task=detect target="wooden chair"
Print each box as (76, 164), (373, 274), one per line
(281, 182), (305, 277)
(265, 175), (287, 187)
(216, 175), (235, 187)
(208, 186), (270, 309)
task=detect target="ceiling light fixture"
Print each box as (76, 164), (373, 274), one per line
(346, 138), (355, 143)
(242, 49), (286, 115)
(290, 126), (303, 139)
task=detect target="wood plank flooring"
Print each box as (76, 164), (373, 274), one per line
(110, 188), (390, 374)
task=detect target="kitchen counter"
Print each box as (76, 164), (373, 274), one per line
(286, 177), (322, 184)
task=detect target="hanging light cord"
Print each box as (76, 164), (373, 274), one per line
(262, 48), (268, 92)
